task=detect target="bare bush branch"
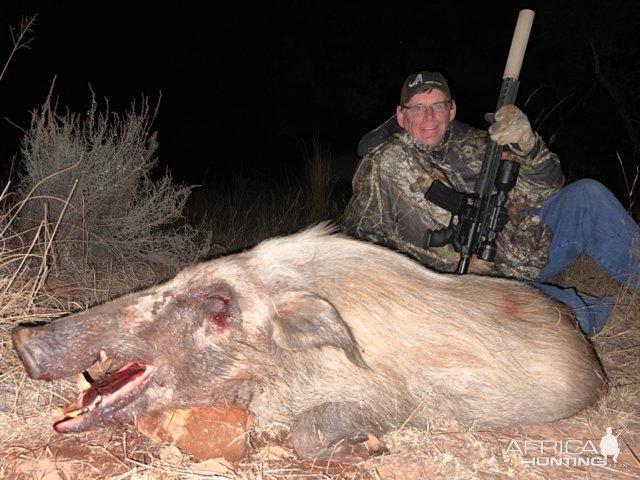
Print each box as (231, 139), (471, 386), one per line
(12, 88), (210, 289)
(0, 14), (37, 82)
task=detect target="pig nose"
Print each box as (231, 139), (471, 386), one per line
(12, 326), (46, 379)
(12, 326), (29, 354)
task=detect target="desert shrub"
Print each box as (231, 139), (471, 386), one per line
(11, 88), (210, 291)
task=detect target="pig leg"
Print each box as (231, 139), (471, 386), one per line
(291, 402), (389, 462)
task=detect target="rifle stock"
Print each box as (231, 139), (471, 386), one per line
(424, 9), (534, 274)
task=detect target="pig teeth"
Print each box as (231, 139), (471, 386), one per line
(56, 393), (103, 419)
(65, 408), (85, 418)
(53, 406), (67, 418)
(99, 350), (109, 363)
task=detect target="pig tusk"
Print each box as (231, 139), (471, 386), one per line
(59, 392), (103, 418)
(54, 388), (103, 419)
(77, 372), (93, 391)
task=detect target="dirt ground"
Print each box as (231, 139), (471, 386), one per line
(1, 256), (639, 480)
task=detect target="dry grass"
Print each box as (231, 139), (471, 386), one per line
(1, 232), (639, 479)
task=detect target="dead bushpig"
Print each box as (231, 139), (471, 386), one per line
(12, 223), (606, 462)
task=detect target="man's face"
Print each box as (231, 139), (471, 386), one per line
(396, 89), (456, 146)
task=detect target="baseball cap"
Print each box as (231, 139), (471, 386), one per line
(400, 71), (451, 105)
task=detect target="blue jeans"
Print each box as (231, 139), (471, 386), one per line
(530, 179), (640, 335)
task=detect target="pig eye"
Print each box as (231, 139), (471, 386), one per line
(207, 294), (230, 328)
(211, 311), (228, 328)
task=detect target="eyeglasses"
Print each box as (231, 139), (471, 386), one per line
(402, 100), (451, 116)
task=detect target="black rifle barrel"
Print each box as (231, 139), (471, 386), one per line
(456, 9), (535, 274)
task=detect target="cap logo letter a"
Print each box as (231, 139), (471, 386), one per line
(409, 74), (424, 88)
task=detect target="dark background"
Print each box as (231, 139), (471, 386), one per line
(1, 1), (638, 203)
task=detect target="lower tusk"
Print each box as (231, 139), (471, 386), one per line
(55, 392), (103, 419)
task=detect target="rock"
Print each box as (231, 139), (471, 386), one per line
(137, 405), (250, 462)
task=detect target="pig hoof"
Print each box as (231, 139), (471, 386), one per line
(350, 431), (389, 457)
(348, 432), (369, 444)
(328, 432), (389, 463)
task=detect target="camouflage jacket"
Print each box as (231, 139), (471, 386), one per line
(342, 122), (565, 281)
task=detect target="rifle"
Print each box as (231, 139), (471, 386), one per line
(423, 9), (535, 274)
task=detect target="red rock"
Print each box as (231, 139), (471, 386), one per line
(137, 405), (250, 462)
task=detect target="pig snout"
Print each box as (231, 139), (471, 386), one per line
(12, 326), (50, 380)
(12, 317), (158, 434)
(12, 321), (105, 381)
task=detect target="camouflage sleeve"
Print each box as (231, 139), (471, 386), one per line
(342, 144), (416, 246)
(509, 136), (565, 207)
(343, 140), (459, 271)
(494, 137), (564, 280)
(342, 151), (391, 246)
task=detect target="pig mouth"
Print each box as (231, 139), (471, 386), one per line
(53, 360), (155, 433)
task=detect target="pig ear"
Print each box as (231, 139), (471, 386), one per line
(271, 292), (368, 369)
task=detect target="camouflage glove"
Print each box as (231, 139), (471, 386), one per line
(488, 104), (538, 157)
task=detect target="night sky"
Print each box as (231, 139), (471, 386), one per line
(1, 1), (638, 202)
